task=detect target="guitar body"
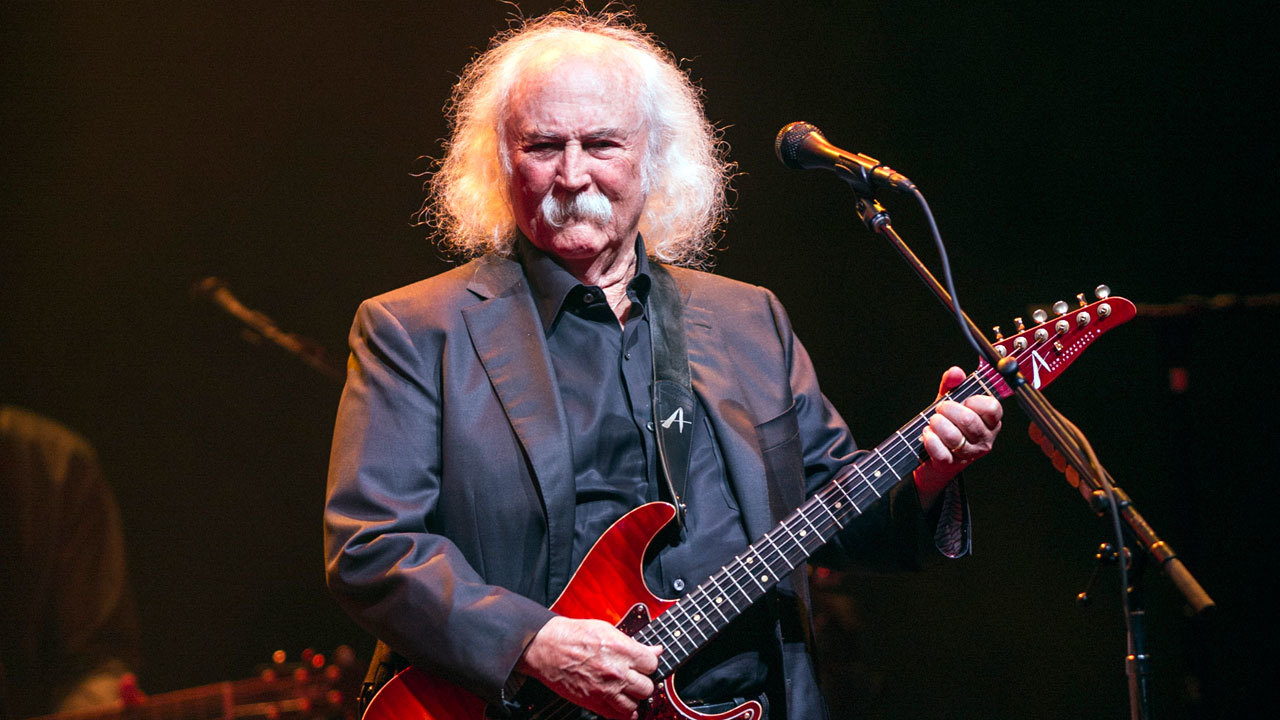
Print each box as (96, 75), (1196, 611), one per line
(362, 502), (762, 720)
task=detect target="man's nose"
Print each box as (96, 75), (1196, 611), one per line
(555, 144), (591, 192)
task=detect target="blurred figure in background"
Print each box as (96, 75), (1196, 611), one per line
(1, 405), (140, 719)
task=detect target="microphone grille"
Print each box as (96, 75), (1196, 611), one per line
(775, 121), (822, 169)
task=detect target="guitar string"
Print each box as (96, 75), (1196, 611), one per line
(532, 334), (1059, 717)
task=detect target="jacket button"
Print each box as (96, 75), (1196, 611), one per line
(672, 578), (685, 592)
(646, 421), (655, 432)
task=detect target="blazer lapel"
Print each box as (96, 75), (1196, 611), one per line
(461, 256), (577, 599)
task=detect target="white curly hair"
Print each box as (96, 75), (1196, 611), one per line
(419, 9), (734, 267)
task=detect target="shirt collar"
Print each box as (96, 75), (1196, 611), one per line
(518, 233), (652, 335)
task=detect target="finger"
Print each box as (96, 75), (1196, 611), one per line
(932, 401), (991, 446)
(921, 426), (955, 465)
(623, 670), (654, 700)
(927, 407), (967, 453)
(936, 366), (967, 397)
(608, 693), (638, 719)
(963, 394), (1004, 429)
(632, 644), (661, 674)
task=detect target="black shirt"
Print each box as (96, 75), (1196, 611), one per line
(519, 236), (772, 706)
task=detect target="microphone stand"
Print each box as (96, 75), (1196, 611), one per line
(192, 276), (346, 383)
(847, 191), (1214, 720)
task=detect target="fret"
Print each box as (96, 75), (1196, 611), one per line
(795, 508), (824, 546)
(780, 515), (816, 559)
(893, 429), (912, 452)
(973, 370), (996, 397)
(676, 600), (711, 643)
(703, 575), (733, 623)
(871, 449), (896, 484)
(828, 474), (857, 513)
(846, 464), (875, 505)
(760, 531), (794, 571)
(777, 516), (801, 551)
(717, 566), (747, 612)
(690, 607), (712, 640)
(810, 494), (843, 528)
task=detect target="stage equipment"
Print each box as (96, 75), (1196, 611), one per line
(776, 121), (1214, 720)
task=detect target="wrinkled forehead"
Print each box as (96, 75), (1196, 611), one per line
(512, 46), (639, 106)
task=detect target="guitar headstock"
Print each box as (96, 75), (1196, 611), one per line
(978, 286), (1135, 398)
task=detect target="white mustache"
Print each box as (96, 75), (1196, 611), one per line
(540, 191), (613, 229)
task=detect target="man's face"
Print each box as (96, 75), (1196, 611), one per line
(504, 56), (649, 265)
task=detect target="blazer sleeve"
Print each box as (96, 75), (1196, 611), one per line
(762, 289), (969, 570)
(323, 297), (555, 701)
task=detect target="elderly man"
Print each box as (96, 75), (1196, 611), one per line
(324, 11), (1001, 720)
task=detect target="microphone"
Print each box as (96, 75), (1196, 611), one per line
(774, 121), (915, 194)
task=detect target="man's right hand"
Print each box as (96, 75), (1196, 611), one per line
(515, 615), (663, 720)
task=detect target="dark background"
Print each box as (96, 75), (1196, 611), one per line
(2, 1), (1275, 718)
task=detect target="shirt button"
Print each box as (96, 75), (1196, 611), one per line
(624, 352), (632, 360)
(646, 421), (655, 432)
(672, 578), (686, 592)
(582, 292), (595, 304)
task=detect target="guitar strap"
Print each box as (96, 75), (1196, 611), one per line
(646, 262), (695, 534)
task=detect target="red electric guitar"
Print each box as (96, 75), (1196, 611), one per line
(363, 291), (1136, 720)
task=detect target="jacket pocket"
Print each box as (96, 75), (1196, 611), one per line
(754, 402), (799, 452)
(754, 403), (806, 513)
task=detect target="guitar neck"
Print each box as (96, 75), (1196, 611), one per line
(27, 659), (357, 720)
(635, 369), (999, 676)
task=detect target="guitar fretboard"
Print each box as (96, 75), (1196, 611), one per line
(634, 369), (999, 676)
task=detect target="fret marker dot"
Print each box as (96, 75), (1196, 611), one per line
(716, 597), (723, 604)
(760, 575), (769, 583)
(746, 557), (753, 564)
(799, 530), (807, 537)
(674, 630), (682, 637)
(693, 614), (701, 621)
(834, 501), (842, 508)
(874, 470), (881, 478)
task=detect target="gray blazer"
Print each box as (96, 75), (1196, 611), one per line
(323, 254), (931, 717)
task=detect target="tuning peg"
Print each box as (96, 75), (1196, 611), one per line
(1032, 308), (1048, 324)
(992, 325), (1003, 341)
(1077, 293), (1087, 307)
(1095, 284), (1111, 300)
(1014, 316), (1025, 332)
(1052, 300), (1069, 316)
